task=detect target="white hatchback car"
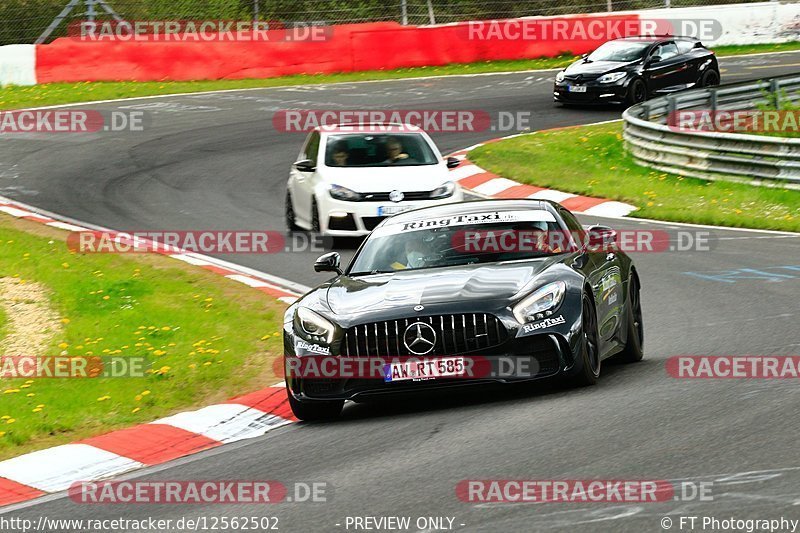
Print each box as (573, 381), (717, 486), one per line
(285, 123), (464, 237)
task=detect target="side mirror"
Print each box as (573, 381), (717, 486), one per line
(314, 252), (342, 274)
(586, 225), (617, 250)
(580, 52), (589, 59)
(645, 55), (661, 68)
(446, 156), (461, 169)
(294, 159), (316, 173)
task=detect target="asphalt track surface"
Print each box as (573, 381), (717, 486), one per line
(1, 52), (800, 532)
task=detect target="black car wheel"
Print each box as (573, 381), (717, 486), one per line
(285, 191), (301, 231)
(700, 68), (720, 88)
(626, 78), (647, 107)
(287, 389), (344, 421)
(617, 274), (644, 363)
(569, 293), (601, 386)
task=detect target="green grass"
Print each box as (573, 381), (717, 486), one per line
(469, 122), (800, 232)
(0, 215), (286, 459)
(0, 41), (798, 110)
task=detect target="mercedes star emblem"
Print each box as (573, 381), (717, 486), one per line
(403, 322), (436, 355)
(389, 190), (405, 203)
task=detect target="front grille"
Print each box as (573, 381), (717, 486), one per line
(341, 314), (507, 357)
(360, 191), (437, 202)
(328, 213), (357, 231)
(361, 216), (387, 230)
(564, 74), (600, 83)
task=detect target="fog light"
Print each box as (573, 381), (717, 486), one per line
(329, 211), (349, 218)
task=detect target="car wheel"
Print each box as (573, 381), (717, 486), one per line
(700, 69), (720, 88)
(617, 274), (644, 363)
(287, 389), (343, 421)
(285, 191), (301, 231)
(568, 293), (601, 386)
(311, 199), (321, 234)
(626, 78), (647, 107)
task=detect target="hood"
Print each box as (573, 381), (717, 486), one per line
(318, 164), (450, 193)
(326, 259), (561, 316)
(564, 59), (636, 76)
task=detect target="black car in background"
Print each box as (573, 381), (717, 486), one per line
(553, 36), (720, 106)
(283, 200), (644, 420)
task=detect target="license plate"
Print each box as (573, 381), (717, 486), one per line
(568, 85), (587, 93)
(378, 205), (415, 216)
(384, 357), (466, 382)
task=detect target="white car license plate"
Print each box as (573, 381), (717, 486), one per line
(568, 85), (587, 93)
(378, 205), (415, 216)
(384, 357), (466, 382)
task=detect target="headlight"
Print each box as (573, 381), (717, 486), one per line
(513, 281), (567, 324)
(597, 72), (626, 84)
(555, 71), (565, 83)
(329, 184), (362, 201)
(294, 307), (335, 344)
(430, 181), (455, 199)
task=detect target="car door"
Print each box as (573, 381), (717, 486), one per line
(290, 131), (321, 225)
(558, 208), (624, 355)
(644, 41), (690, 93)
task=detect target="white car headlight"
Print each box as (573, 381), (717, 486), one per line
(555, 71), (565, 83)
(329, 184), (362, 201)
(597, 72), (626, 84)
(430, 181), (455, 199)
(513, 281), (567, 324)
(294, 307), (335, 344)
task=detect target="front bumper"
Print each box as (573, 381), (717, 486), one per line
(553, 81), (628, 105)
(318, 188), (465, 237)
(283, 307), (583, 402)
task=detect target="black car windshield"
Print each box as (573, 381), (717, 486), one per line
(587, 41), (650, 62)
(349, 210), (569, 274)
(325, 133), (438, 167)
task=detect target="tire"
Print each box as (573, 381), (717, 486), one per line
(568, 293), (601, 387)
(625, 78), (647, 107)
(287, 389), (343, 421)
(285, 191), (301, 231)
(616, 274), (644, 363)
(700, 68), (720, 88)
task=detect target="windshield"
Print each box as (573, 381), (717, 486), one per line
(587, 41), (650, 62)
(325, 133), (438, 167)
(349, 211), (568, 274)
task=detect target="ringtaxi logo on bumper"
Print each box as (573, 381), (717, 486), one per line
(0, 110), (146, 134)
(67, 230), (326, 254)
(456, 479), (713, 503)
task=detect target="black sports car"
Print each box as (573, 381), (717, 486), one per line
(283, 200), (644, 420)
(553, 36), (720, 106)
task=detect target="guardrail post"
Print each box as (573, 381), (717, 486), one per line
(667, 95), (676, 119)
(641, 102), (650, 121)
(709, 88), (717, 112)
(770, 78), (781, 110)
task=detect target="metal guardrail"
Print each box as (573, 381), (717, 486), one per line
(622, 74), (800, 189)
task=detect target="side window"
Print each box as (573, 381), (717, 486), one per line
(654, 42), (679, 61)
(557, 207), (585, 252)
(676, 40), (695, 55)
(303, 132), (321, 165)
